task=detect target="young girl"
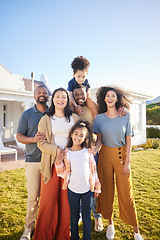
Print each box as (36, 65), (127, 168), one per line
(56, 120), (101, 240)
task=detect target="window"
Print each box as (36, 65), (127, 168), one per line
(130, 103), (141, 132)
(3, 105), (7, 128)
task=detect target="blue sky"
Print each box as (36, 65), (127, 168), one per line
(1, 0), (160, 97)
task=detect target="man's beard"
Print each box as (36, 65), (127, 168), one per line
(37, 96), (48, 104)
(76, 99), (86, 106)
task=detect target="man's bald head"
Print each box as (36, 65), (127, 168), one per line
(34, 86), (49, 104)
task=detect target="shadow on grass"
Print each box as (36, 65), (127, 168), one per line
(0, 230), (23, 240)
(78, 218), (107, 240)
(0, 229), (35, 240)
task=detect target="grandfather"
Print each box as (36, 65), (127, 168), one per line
(17, 86), (49, 240)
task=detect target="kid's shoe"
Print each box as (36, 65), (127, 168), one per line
(94, 217), (103, 232)
(106, 224), (115, 240)
(134, 233), (144, 240)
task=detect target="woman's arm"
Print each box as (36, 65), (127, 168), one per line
(16, 132), (45, 144)
(37, 116), (58, 158)
(92, 133), (102, 156)
(122, 135), (131, 176)
(69, 91), (78, 107)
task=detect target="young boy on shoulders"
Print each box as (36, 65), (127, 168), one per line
(68, 56), (98, 118)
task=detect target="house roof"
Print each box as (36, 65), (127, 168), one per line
(23, 78), (52, 96)
(0, 63), (52, 97)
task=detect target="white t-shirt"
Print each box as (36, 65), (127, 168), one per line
(51, 115), (74, 149)
(68, 148), (94, 194)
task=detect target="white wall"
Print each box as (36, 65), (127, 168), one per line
(0, 94), (35, 141)
(146, 125), (160, 129)
(130, 97), (146, 145)
(0, 64), (24, 91)
(0, 101), (24, 141)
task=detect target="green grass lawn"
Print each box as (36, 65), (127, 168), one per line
(0, 149), (160, 240)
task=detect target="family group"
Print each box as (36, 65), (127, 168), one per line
(17, 56), (144, 240)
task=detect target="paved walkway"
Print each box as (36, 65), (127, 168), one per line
(0, 149), (25, 172)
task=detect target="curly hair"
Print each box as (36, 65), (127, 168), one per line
(71, 56), (90, 73)
(66, 120), (94, 148)
(47, 88), (72, 122)
(96, 86), (133, 114)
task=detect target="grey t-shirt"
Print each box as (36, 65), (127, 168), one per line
(17, 105), (48, 162)
(93, 112), (134, 148)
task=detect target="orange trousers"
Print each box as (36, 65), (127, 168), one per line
(33, 165), (70, 240)
(97, 145), (138, 227)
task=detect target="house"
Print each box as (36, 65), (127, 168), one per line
(90, 87), (153, 145)
(0, 63), (52, 142)
(0, 63), (153, 145)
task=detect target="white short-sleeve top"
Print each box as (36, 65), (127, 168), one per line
(51, 115), (74, 149)
(68, 148), (94, 194)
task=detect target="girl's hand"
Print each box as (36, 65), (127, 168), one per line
(94, 192), (99, 199)
(91, 146), (97, 156)
(55, 148), (66, 164)
(122, 161), (130, 176)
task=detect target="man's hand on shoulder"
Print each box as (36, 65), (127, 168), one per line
(118, 107), (128, 117)
(34, 131), (46, 142)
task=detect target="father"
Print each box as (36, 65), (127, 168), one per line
(17, 86), (49, 240)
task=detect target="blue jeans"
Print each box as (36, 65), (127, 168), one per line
(68, 189), (93, 240)
(91, 153), (102, 219)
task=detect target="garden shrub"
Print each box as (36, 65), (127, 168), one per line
(142, 139), (153, 149)
(152, 141), (159, 149)
(133, 139), (159, 150)
(146, 127), (160, 138)
(146, 105), (160, 125)
(132, 145), (138, 150)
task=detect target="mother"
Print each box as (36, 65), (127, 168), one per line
(93, 86), (144, 240)
(33, 88), (79, 240)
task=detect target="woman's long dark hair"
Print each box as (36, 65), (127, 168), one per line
(66, 120), (94, 148)
(96, 86), (133, 114)
(47, 88), (72, 122)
